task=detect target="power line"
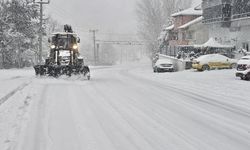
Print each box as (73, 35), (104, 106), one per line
(46, 5), (75, 22)
(96, 40), (148, 45)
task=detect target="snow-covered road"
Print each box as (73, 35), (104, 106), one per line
(1, 62), (250, 150)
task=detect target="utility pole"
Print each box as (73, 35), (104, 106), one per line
(96, 43), (100, 64)
(36, 0), (50, 64)
(89, 29), (98, 65)
(120, 49), (123, 64)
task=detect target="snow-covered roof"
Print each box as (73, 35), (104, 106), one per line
(165, 24), (174, 31)
(195, 38), (234, 48)
(156, 59), (173, 65)
(171, 7), (202, 17)
(238, 56), (250, 65)
(195, 54), (232, 63)
(158, 25), (174, 40)
(241, 55), (250, 59)
(178, 16), (203, 29)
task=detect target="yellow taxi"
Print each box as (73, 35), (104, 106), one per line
(192, 54), (237, 71)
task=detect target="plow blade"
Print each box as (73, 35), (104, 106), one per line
(34, 65), (90, 79)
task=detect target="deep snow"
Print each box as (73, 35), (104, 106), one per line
(0, 62), (250, 150)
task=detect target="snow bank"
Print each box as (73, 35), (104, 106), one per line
(0, 83), (37, 150)
(0, 69), (33, 102)
(158, 54), (189, 71)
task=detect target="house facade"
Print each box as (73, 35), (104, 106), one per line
(161, 6), (208, 56)
(178, 16), (209, 45)
(202, 0), (250, 52)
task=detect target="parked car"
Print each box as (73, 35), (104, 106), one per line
(153, 59), (174, 73)
(192, 54), (237, 71)
(235, 55), (250, 80)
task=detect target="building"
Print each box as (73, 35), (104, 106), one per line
(170, 7), (203, 46)
(202, 0), (250, 52)
(178, 16), (209, 45)
(159, 6), (208, 56)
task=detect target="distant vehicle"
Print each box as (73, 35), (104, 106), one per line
(153, 59), (174, 73)
(34, 25), (90, 79)
(235, 55), (250, 80)
(192, 54), (237, 71)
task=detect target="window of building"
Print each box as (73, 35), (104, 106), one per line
(170, 32), (178, 40)
(185, 31), (193, 40)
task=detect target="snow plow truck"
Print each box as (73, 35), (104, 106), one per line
(34, 25), (90, 79)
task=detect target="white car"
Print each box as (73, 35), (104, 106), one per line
(235, 55), (250, 80)
(192, 54), (237, 71)
(153, 59), (174, 72)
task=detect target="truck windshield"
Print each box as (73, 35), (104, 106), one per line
(52, 34), (77, 49)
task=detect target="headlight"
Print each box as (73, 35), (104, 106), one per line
(50, 45), (56, 49)
(73, 44), (78, 50)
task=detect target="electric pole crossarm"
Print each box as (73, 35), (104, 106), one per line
(36, 0), (50, 4)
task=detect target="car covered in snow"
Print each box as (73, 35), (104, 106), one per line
(235, 55), (250, 80)
(153, 59), (174, 72)
(192, 54), (237, 71)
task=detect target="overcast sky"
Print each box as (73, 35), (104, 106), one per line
(46, 0), (201, 42)
(46, 0), (137, 34)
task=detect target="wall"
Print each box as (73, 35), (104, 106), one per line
(187, 22), (209, 45)
(174, 15), (199, 29)
(168, 15), (201, 54)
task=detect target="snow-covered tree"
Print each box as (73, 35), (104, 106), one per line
(136, 0), (192, 57)
(0, 0), (39, 68)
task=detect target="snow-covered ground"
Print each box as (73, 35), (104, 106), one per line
(0, 62), (250, 150)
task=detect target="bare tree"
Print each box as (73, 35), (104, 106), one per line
(136, 0), (192, 57)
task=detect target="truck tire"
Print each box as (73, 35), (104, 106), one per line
(245, 73), (250, 81)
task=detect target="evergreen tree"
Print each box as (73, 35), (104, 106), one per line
(0, 0), (39, 68)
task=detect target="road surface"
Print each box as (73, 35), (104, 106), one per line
(1, 63), (250, 150)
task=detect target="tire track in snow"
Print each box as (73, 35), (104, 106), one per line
(90, 82), (197, 150)
(87, 72), (208, 149)
(121, 69), (250, 118)
(88, 84), (156, 150)
(102, 69), (250, 149)
(0, 81), (32, 106)
(94, 75), (235, 149)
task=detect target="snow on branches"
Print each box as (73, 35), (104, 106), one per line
(0, 0), (39, 69)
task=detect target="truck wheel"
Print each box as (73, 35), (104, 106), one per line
(153, 67), (157, 73)
(245, 73), (250, 81)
